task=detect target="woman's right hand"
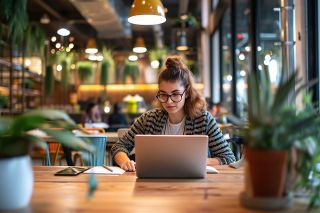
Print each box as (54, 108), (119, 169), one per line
(120, 160), (136, 172)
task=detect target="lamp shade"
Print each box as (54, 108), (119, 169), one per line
(128, 0), (166, 25)
(85, 38), (98, 54)
(133, 37), (147, 53)
(176, 31), (188, 51)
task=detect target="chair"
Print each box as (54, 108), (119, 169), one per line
(75, 136), (107, 166)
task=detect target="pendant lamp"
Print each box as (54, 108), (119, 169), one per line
(133, 37), (147, 53)
(176, 31), (188, 51)
(85, 38), (98, 54)
(128, 0), (166, 25)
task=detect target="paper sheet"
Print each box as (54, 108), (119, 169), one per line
(84, 166), (125, 175)
(206, 166), (219, 174)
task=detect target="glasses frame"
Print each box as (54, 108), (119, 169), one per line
(156, 89), (187, 103)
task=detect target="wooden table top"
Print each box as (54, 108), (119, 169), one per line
(26, 165), (309, 213)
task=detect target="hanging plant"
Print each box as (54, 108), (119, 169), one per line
(100, 61), (109, 86)
(187, 60), (199, 76)
(123, 60), (139, 84)
(25, 24), (46, 58)
(101, 47), (115, 84)
(0, 0), (29, 44)
(44, 65), (54, 96)
(61, 60), (69, 88)
(77, 61), (94, 84)
(149, 47), (168, 70)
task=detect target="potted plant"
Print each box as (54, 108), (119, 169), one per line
(0, 109), (95, 211)
(241, 70), (320, 211)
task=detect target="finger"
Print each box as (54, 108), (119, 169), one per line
(130, 161), (136, 171)
(127, 162), (135, 171)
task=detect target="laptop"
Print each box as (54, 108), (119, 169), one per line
(135, 135), (208, 178)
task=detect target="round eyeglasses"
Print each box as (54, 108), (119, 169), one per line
(156, 89), (187, 103)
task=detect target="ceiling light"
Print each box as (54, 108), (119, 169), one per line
(56, 64), (62, 72)
(40, 13), (50, 24)
(85, 38), (98, 54)
(96, 55), (104, 61)
(55, 43), (61, 49)
(128, 55), (138, 61)
(133, 37), (147, 53)
(57, 28), (70, 36)
(88, 55), (97, 61)
(128, 0), (166, 25)
(51, 36), (56, 42)
(176, 31), (188, 51)
(151, 60), (160, 69)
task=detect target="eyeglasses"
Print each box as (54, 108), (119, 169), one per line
(156, 89), (187, 103)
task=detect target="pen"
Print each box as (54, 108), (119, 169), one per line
(103, 165), (113, 172)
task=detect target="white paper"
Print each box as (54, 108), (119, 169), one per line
(206, 166), (219, 174)
(84, 166), (125, 175)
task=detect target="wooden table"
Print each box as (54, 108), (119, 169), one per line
(25, 165), (310, 213)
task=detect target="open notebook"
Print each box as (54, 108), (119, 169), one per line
(84, 166), (125, 175)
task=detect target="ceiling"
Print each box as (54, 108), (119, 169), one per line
(27, 0), (201, 52)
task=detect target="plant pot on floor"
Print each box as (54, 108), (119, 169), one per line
(240, 148), (293, 210)
(0, 155), (33, 210)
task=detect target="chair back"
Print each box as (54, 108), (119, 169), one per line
(79, 136), (107, 166)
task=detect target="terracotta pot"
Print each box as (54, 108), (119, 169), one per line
(245, 148), (288, 197)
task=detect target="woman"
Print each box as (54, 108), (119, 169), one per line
(111, 56), (235, 171)
(81, 102), (101, 125)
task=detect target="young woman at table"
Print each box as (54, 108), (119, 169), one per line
(111, 56), (236, 171)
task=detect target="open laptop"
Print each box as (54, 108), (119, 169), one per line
(135, 135), (208, 178)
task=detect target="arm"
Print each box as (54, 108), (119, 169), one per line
(110, 112), (148, 170)
(206, 112), (236, 165)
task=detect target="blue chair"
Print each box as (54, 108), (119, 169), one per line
(78, 136), (107, 166)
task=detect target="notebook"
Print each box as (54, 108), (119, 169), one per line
(135, 135), (208, 178)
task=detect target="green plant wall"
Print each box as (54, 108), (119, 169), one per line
(122, 60), (139, 84)
(45, 65), (54, 96)
(77, 61), (94, 84)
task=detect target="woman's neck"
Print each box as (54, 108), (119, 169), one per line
(168, 111), (186, 124)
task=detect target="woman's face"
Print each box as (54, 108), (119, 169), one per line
(158, 80), (187, 116)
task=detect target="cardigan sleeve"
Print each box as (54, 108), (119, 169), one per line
(110, 111), (149, 159)
(206, 112), (236, 164)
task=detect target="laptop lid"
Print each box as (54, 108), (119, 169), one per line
(135, 135), (208, 178)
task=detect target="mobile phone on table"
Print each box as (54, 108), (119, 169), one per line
(54, 167), (89, 176)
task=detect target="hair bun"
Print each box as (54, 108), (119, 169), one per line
(165, 57), (184, 69)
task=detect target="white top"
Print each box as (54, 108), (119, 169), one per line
(163, 117), (186, 135)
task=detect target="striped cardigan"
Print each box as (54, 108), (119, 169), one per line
(111, 108), (236, 165)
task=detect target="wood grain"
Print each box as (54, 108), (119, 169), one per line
(24, 166), (312, 213)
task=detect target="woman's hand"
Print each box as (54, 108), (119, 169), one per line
(120, 160), (136, 171)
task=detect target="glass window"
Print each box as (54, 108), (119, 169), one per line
(221, 8), (232, 112)
(235, 0), (250, 117)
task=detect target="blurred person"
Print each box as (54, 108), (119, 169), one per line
(108, 102), (129, 130)
(81, 102), (102, 125)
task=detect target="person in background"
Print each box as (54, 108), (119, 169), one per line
(108, 102), (128, 129)
(111, 56), (235, 171)
(81, 102), (102, 125)
(207, 101), (229, 124)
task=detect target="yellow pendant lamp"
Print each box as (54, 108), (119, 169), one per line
(128, 0), (166, 25)
(133, 37), (147, 53)
(85, 38), (98, 54)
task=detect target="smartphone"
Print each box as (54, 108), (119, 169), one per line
(54, 167), (89, 176)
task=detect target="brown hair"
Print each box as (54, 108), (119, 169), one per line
(154, 56), (206, 118)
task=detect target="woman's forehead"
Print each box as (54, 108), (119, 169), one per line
(158, 80), (184, 91)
